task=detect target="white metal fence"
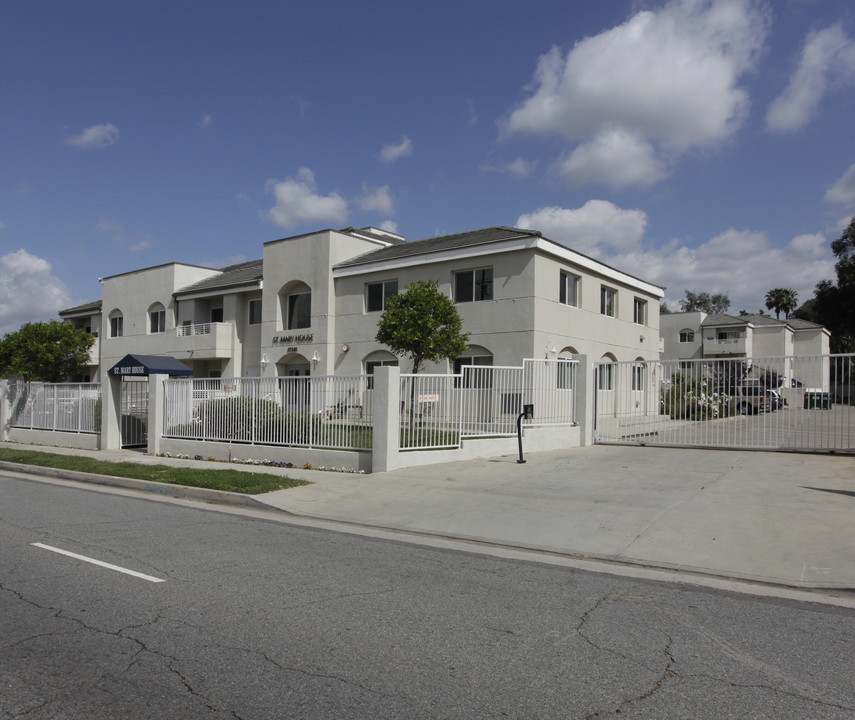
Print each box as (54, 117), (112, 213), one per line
(400, 359), (578, 450)
(8, 382), (101, 434)
(164, 374), (374, 450)
(594, 354), (855, 452)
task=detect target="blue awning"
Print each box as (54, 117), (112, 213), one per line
(108, 354), (193, 377)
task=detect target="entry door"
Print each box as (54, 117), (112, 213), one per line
(121, 378), (148, 447)
(283, 364), (310, 411)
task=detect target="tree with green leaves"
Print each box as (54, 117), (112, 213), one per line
(375, 279), (469, 374)
(795, 216), (855, 353)
(0, 321), (95, 382)
(679, 290), (731, 314)
(764, 288), (798, 320)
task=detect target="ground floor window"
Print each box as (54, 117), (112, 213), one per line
(454, 355), (493, 388)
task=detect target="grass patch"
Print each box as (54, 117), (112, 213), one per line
(0, 448), (309, 494)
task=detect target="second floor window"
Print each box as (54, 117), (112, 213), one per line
(366, 280), (398, 312)
(110, 314), (123, 338)
(455, 268), (493, 303)
(287, 292), (311, 329)
(559, 272), (579, 307)
(600, 287), (616, 317)
(633, 298), (647, 325)
(149, 309), (165, 333)
(679, 330), (695, 343)
(248, 299), (262, 325)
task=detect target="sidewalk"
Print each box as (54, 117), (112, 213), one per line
(2, 441), (853, 592)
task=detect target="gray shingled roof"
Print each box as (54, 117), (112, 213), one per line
(701, 313), (747, 327)
(787, 317), (824, 330)
(739, 313), (785, 326)
(175, 259), (264, 296)
(339, 226), (407, 245)
(334, 226), (542, 269)
(59, 299), (103, 317)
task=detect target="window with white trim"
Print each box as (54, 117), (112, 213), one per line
(633, 298), (647, 325)
(455, 268), (493, 303)
(679, 329), (695, 343)
(600, 286), (616, 317)
(632, 363), (645, 391)
(559, 272), (579, 307)
(109, 312), (123, 338)
(366, 280), (398, 312)
(149, 307), (166, 334)
(287, 292), (311, 329)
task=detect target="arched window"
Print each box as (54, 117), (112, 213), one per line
(279, 281), (312, 330)
(679, 329), (695, 343)
(632, 356), (646, 391)
(598, 353), (617, 391)
(108, 310), (123, 338)
(148, 302), (166, 334)
(557, 348), (577, 390)
(453, 345), (493, 388)
(364, 350), (398, 389)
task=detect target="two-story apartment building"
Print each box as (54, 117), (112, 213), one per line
(60, 225), (665, 380)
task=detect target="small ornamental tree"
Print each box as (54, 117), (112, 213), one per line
(375, 279), (469, 375)
(0, 320), (95, 382)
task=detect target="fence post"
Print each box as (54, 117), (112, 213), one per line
(575, 355), (595, 446)
(101, 374), (123, 450)
(0, 380), (9, 441)
(148, 374), (165, 456)
(372, 365), (400, 473)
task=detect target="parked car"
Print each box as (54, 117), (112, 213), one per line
(729, 385), (772, 415)
(767, 389), (784, 410)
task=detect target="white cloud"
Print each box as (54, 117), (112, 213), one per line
(481, 157), (537, 178)
(0, 249), (72, 334)
(504, 0), (769, 187)
(766, 24), (855, 132)
(825, 162), (855, 206)
(558, 127), (667, 189)
(265, 167), (348, 229)
(94, 217), (155, 253)
(517, 200), (648, 255)
(198, 114), (213, 129)
(358, 184), (396, 215)
(65, 123), (119, 149)
(379, 136), (413, 163)
(379, 220), (399, 233)
(517, 201), (833, 312)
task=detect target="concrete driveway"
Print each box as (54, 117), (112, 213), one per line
(258, 445), (855, 591)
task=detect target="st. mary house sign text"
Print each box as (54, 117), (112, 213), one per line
(272, 334), (313, 346)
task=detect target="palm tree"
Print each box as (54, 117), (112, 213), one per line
(764, 288), (798, 320)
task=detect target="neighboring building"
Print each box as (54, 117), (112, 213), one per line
(60, 225), (665, 381)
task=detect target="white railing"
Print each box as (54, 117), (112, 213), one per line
(164, 374), (373, 450)
(594, 354), (854, 452)
(400, 359), (578, 450)
(8, 382), (101, 434)
(176, 322), (229, 337)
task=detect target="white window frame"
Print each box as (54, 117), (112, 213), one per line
(559, 272), (579, 307)
(149, 308), (166, 334)
(633, 298), (647, 326)
(600, 286), (617, 318)
(109, 313), (123, 338)
(366, 280), (398, 312)
(679, 330), (695, 343)
(455, 267), (493, 303)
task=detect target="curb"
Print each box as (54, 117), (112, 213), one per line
(0, 460), (280, 512)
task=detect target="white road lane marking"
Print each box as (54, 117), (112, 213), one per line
(31, 542), (165, 583)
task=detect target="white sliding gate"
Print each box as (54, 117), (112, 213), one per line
(594, 354), (855, 453)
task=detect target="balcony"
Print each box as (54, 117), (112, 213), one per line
(173, 322), (233, 358)
(703, 336), (748, 356)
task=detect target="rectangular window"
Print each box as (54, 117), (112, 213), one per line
(366, 280), (398, 312)
(600, 287), (616, 317)
(149, 310), (165, 334)
(454, 356), (493, 387)
(632, 364), (645, 391)
(559, 272), (579, 307)
(557, 360), (574, 390)
(248, 299), (262, 325)
(633, 298), (647, 325)
(598, 363), (614, 391)
(110, 316), (123, 338)
(210, 307), (224, 323)
(366, 359), (398, 389)
(287, 292), (311, 329)
(455, 268), (493, 303)
(679, 330), (695, 343)
(717, 330), (738, 343)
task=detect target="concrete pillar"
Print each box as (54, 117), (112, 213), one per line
(101, 374), (123, 450)
(0, 380), (10, 441)
(575, 355), (595, 446)
(147, 374), (165, 456)
(371, 365), (400, 473)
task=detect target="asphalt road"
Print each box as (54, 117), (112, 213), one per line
(2, 472), (855, 719)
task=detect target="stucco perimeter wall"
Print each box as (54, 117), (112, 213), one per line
(7, 428), (101, 450)
(157, 437), (371, 473)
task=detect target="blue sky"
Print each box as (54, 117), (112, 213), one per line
(2, 0), (855, 333)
